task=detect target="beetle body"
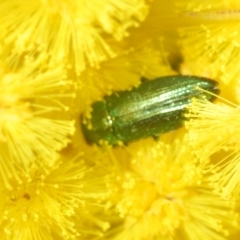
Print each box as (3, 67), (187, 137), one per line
(82, 75), (219, 145)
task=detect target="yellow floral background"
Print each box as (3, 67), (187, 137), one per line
(1, 0), (240, 239)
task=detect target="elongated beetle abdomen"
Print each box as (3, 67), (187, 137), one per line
(81, 75), (219, 145)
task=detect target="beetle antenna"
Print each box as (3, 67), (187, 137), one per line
(195, 86), (238, 107)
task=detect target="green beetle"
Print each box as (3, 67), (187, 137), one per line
(81, 75), (219, 146)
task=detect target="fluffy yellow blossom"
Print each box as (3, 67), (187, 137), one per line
(0, 53), (75, 189)
(1, 0), (240, 239)
(77, 42), (176, 113)
(186, 97), (240, 160)
(186, 96), (240, 199)
(0, 0), (149, 74)
(0, 151), (110, 240)
(100, 134), (239, 240)
(176, 0), (240, 89)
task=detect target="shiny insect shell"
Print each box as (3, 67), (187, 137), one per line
(81, 75), (219, 146)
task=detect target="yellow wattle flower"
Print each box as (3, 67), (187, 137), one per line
(186, 96), (240, 199)
(0, 151), (110, 240)
(0, 0), (149, 74)
(0, 53), (75, 189)
(77, 42), (175, 113)
(1, 0), (240, 239)
(176, 0), (240, 88)
(186, 97), (240, 159)
(101, 135), (239, 240)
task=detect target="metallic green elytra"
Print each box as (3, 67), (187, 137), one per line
(81, 75), (219, 145)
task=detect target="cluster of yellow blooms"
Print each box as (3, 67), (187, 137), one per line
(1, 0), (240, 239)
